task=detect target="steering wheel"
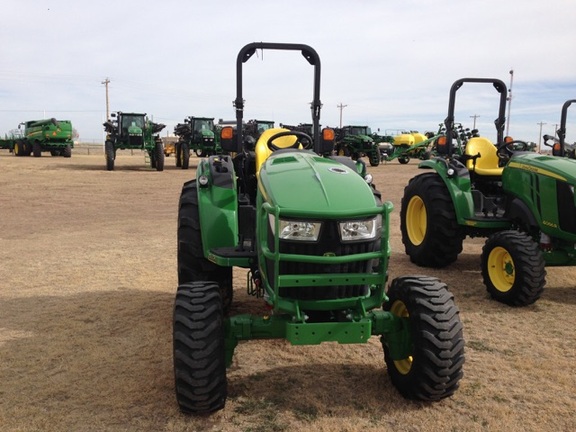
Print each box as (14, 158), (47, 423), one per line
(496, 140), (529, 159)
(266, 131), (313, 151)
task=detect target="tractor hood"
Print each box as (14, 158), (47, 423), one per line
(258, 151), (378, 216)
(505, 153), (576, 184)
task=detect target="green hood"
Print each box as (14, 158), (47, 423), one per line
(258, 151), (378, 217)
(505, 153), (576, 184)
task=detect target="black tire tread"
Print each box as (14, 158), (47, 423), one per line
(400, 173), (464, 267)
(173, 281), (227, 414)
(382, 275), (465, 401)
(481, 230), (546, 306)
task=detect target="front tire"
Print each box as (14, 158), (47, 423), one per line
(481, 231), (545, 306)
(105, 140), (115, 171)
(178, 180), (233, 312)
(33, 141), (42, 157)
(181, 143), (190, 170)
(62, 144), (72, 158)
(154, 139), (164, 171)
(400, 173), (464, 267)
(173, 281), (227, 414)
(382, 276), (465, 401)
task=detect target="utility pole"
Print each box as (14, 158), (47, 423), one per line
(506, 69), (514, 136)
(101, 77), (110, 120)
(553, 123), (559, 137)
(537, 121), (547, 152)
(469, 114), (480, 129)
(337, 102), (347, 128)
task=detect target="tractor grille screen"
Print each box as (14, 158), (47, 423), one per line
(268, 220), (378, 300)
(129, 136), (143, 147)
(557, 181), (576, 234)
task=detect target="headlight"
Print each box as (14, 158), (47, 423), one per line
(269, 215), (321, 241)
(339, 216), (381, 242)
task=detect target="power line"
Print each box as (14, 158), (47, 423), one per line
(537, 121), (547, 152)
(337, 102), (347, 128)
(101, 78), (110, 120)
(469, 114), (480, 129)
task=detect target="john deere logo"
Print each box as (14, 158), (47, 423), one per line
(323, 252), (336, 257)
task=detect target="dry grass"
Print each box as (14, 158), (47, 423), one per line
(0, 152), (575, 432)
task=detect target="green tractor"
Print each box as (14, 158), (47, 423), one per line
(543, 99), (576, 158)
(173, 42), (464, 414)
(400, 78), (576, 306)
(334, 125), (381, 167)
(174, 116), (219, 170)
(103, 112), (166, 171)
(11, 118), (74, 157)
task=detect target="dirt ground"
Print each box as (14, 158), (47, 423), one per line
(1, 151), (575, 432)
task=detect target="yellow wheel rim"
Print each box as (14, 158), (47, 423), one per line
(390, 299), (413, 375)
(406, 195), (427, 246)
(488, 246), (515, 292)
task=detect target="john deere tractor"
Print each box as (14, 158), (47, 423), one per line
(334, 125), (381, 167)
(543, 99), (576, 158)
(173, 42), (464, 414)
(173, 116), (219, 169)
(400, 78), (576, 306)
(103, 112), (166, 171)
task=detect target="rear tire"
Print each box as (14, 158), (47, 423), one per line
(400, 173), (464, 267)
(173, 281), (227, 414)
(178, 180), (233, 312)
(481, 231), (545, 306)
(382, 275), (465, 400)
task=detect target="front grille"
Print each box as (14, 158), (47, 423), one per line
(129, 136), (143, 147)
(268, 220), (379, 300)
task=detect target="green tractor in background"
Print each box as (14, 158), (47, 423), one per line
(11, 118), (74, 157)
(173, 116), (220, 170)
(334, 125), (381, 167)
(103, 112), (166, 171)
(173, 42), (464, 414)
(400, 78), (576, 306)
(543, 99), (576, 158)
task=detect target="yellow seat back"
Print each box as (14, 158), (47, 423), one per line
(464, 137), (503, 176)
(255, 128), (298, 175)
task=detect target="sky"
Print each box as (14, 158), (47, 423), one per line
(1, 0), (576, 147)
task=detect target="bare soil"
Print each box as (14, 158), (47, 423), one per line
(1, 152), (575, 432)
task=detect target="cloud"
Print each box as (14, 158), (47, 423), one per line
(1, 0), (575, 143)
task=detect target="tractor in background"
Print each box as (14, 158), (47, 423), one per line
(543, 99), (576, 158)
(173, 116), (219, 169)
(173, 42), (464, 415)
(334, 125), (381, 166)
(103, 112), (166, 171)
(400, 78), (576, 306)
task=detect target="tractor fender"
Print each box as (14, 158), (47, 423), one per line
(196, 156), (239, 254)
(506, 197), (539, 231)
(418, 159), (475, 222)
